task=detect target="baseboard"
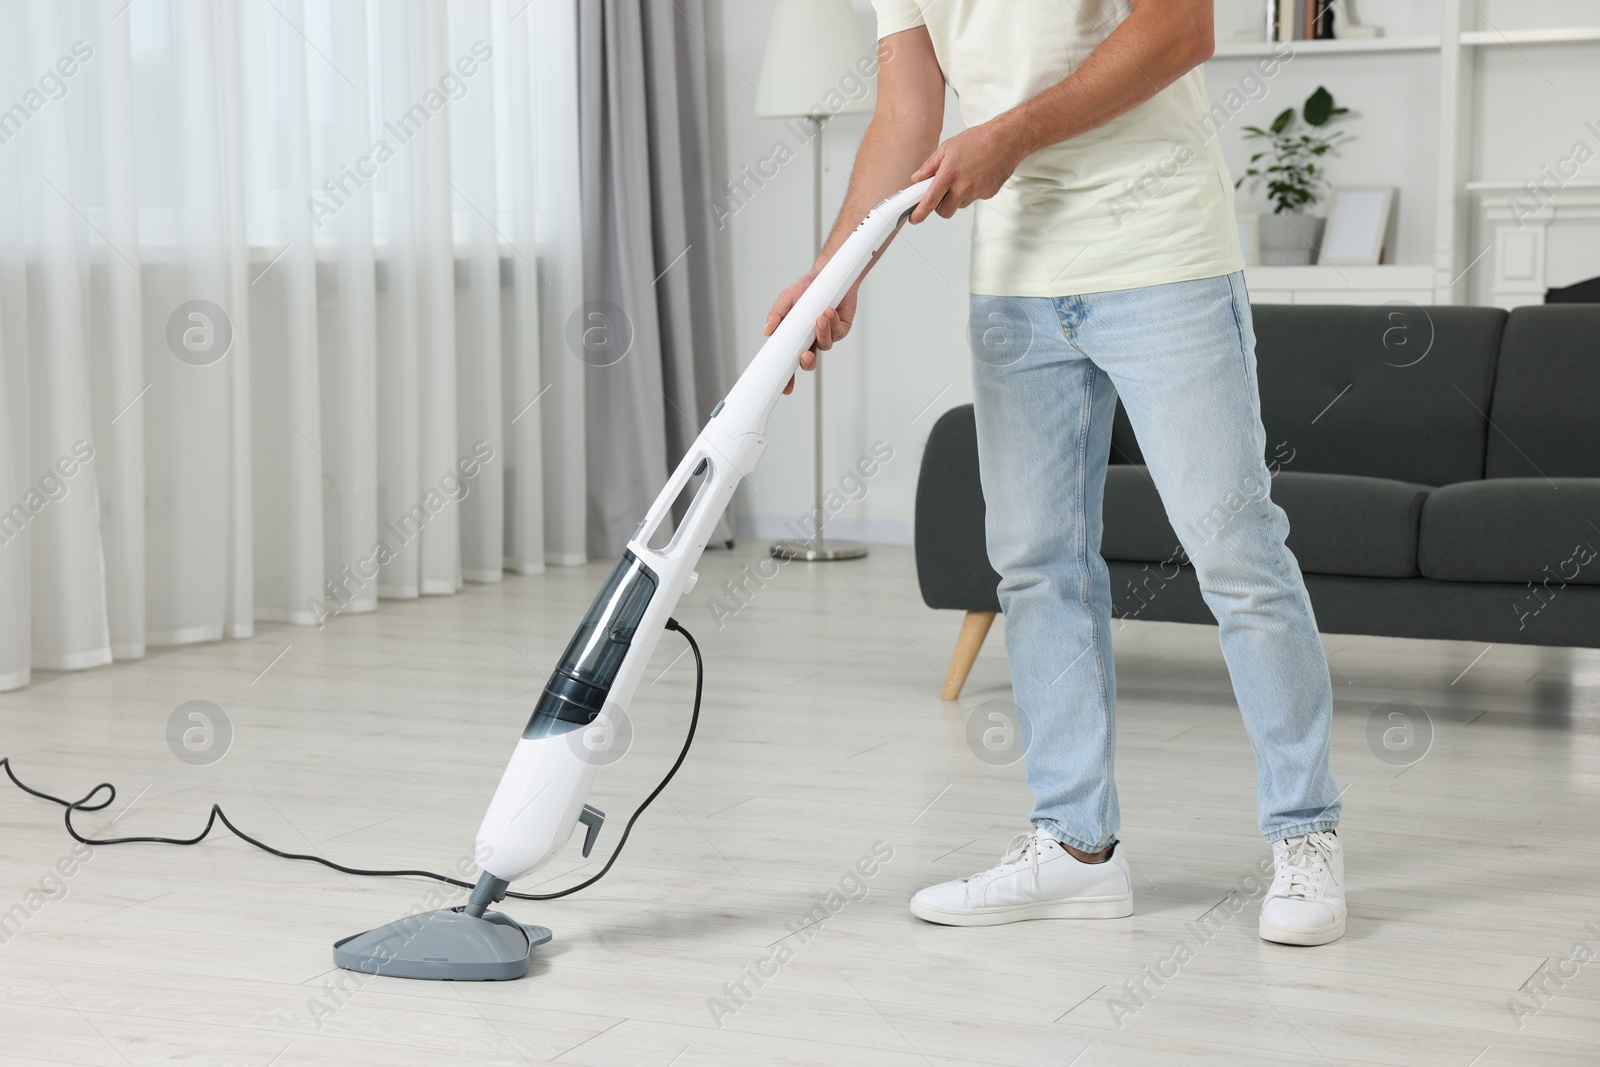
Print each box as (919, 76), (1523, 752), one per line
(28, 647), (114, 672)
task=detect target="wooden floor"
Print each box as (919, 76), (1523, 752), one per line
(2, 544), (1598, 1066)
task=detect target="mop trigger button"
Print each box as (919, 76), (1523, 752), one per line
(579, 804), (605, 858)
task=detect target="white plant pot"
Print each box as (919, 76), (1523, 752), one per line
(1258, 212), (1326, 265)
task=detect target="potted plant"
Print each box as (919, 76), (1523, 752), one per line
(1237, 86), (1350, 265)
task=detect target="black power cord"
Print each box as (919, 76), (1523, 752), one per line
(0, 618), (704, 904)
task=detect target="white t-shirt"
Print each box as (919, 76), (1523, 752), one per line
(872, 0), (1244, 296)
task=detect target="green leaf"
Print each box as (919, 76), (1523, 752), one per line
(1241, 83), (1353, 211)
(1304, 86), (1337, 126)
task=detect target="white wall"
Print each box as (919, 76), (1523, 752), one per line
(706, 0), (1600, 545)
(705, 0), (973, 548)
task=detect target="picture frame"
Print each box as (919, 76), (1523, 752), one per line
(1319, 186), (1395, 265)
(1237, 211), (1262, 267)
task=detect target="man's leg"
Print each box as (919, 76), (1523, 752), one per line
(905, 293), (1134, 928)
(969, 292), (1122, 854)
(1080, 272), (1342, 840)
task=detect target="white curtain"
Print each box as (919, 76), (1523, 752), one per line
(0, 0), (584, 692)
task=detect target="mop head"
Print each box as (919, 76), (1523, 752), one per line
(333, 907), (552, 981)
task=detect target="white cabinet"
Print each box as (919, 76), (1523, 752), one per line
(1244, 266), (1435, 306)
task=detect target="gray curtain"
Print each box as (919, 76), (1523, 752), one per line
(579, 0), (731, 558)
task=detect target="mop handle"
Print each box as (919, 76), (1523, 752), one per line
(471, 181), (937, 887)
(626, 178), (936, 566)
(710, 178), (936, 452)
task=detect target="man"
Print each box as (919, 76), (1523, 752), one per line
(765, 0), (1345, 946)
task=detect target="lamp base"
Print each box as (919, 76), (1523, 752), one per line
(770, 539), (868, 562)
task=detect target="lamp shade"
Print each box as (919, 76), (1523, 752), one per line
(754, 0), (875, 119)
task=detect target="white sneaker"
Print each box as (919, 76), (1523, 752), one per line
(1259, 830), (1346, 946)
(910, 827), (1134, 926)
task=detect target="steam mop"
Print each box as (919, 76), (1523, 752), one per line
(331, 179), (936, 980)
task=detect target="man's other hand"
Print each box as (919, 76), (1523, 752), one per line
(765, 271), (859, 395)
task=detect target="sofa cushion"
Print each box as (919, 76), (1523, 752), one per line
(1108, 397), (1143, 465)
(1102, 466), (1183, 562)
(1103, 467), (1429, 578)
(1419, 478), (1600, 585)
(1485, 306), (1600, 479)
(1270, 472), (1430, 578)
(1251, 304), (1507, 485)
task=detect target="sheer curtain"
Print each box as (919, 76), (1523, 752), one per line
(0, 0), (584, 691)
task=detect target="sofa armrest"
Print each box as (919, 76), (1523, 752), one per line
(914, 405), (1002, 613)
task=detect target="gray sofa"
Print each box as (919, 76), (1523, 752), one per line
(915, 303), (1600, 699)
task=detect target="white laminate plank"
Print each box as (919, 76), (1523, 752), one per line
(3, 545), (1598, 1065)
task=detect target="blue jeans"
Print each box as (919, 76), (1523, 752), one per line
(970, 272), (1341, 850)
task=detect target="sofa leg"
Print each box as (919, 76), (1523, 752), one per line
(941, 611), (996, 701)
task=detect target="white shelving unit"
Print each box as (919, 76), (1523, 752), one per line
(1213, 37), (1441, 58)
(1211, 1), (1600, 306)
(1459, 27), (1600, 46)
(1464, 180), (1600, 192)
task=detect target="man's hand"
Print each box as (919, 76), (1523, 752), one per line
(765, 272), (860, 395)
(908, 117), (1029, 223)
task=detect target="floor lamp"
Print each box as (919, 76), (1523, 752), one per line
(755, 0), (873, 562)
